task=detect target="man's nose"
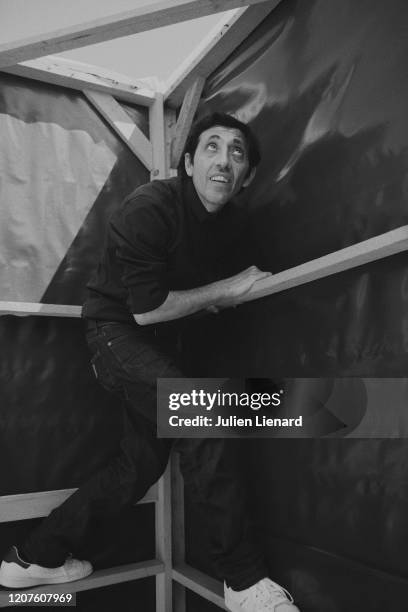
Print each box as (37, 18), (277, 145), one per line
(216, 148), (231, 169)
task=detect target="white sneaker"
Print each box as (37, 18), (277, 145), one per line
(225, 577), (300, 611)
(0, 546), (93, 588)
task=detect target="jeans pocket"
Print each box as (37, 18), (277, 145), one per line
(105, 334), (152, 371)
(91, 350), (123, 396)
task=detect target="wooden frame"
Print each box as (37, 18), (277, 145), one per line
(2, 226), (408, 320)
(0, 0), (269, 70)
(242, 225), (408, 304)
(2, 56), (156, 106)
(0, 470), (168, 609)
(2, 0), (406, 609)
(170, 76), (205, 169)
(163, 2), (280, 108)
(0, 487), (157, 524)
(84, 90), (153, 170)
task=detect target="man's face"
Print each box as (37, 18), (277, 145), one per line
(184, 125), (256, 213)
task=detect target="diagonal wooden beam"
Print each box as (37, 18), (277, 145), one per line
(0, 0), (270, 70)
(1, 228), (407, 319)
(171, 76), (205, 169)
(164, 2), (281, 108)
(3, 56), (156, 106)
(241, 225), (408, 304)
(84, 90), (153, 170)
(0, 486), (158, 523)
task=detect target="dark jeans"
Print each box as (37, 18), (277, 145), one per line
(21, 320), (267, 590)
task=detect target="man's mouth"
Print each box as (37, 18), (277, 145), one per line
(210, 175), (231, 184)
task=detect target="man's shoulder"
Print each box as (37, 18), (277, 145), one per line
(123, 177), (181, 212)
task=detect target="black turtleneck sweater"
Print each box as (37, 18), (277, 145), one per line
(82, 176), (250, 325)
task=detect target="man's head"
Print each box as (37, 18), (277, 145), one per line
(182, 113), (261, 213)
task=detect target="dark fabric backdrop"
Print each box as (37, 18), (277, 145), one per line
(183, 1), (408, 610)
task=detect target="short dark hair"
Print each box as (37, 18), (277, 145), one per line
(180, 112), (261, 176)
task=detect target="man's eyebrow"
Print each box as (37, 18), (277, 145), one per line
(204, 134), (245, 145)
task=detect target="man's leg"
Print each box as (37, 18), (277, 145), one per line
(16, 321), (178, 568)
(177, 437), (268, 590)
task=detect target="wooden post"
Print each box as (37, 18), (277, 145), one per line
(149, 93), (167, 180)
(155, 464), (173, 612)
(170, 76), (205, 169)
(171, 454), (186, 612)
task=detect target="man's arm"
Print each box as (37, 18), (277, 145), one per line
(134, 266), (271, 325)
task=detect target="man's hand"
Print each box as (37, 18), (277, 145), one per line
(214, 266), (272, 308)
(134, 266), (272, 325)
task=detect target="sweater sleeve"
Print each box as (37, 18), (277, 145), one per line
(109, 193), (171, 314)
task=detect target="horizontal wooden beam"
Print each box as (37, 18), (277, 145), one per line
(2, 56), (156, 106)
(0, 486), (158, 523)
(173, 564), (227, 609)
(164, 2), (279, 108)
(0, 302), (82, 317)
(171, 76), (205, 168)
(84, 90), (153, 170)
(0, 0), (269, 70)
(0, 560), (164, 605)
(242, 225), (408, 304)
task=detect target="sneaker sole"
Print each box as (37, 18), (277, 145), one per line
(225, 598), (300, 612)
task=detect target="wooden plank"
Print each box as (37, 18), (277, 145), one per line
(0, 302), (82, 318)
(242, 225), (408, 304)
(0, 560), (164, 606)
(171, 455), (186, 612)
(170, 76), (205, 169)
(0, 0), (269, 69)
(164, 107), (178, 178)
(155, 464), (173, 612)
(84, 90), (153, 170)
(3, 56), (156, 106)
(1, 227), (407, 321)
(164, 2), (280, 108)
(172, 564), (227, 610)
(0, 486), (158, 523)
(150, 93), (167, 180)
(0, 489), (76, 523)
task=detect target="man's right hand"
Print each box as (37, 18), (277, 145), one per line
(214, 266), (272, 308)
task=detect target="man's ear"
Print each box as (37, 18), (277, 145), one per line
(242, 166), (256, 188)
(184, 153), (193, 177)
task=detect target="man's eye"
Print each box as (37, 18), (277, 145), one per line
(232, 147), (245, 158)
(207, 142), (218, 151)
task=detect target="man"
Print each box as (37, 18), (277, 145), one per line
(0, 113), (300, 612)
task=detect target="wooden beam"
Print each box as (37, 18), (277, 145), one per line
(0, 486), (158, 523)
(0, 302), (82, 317)
(2, 227), (407, 320)
(242, 225), (408, 304)
(84, 90), (153, 170)
(150, 93), (168, 180)
(2, 56), (156, 106)
(164, 107), (178, 178)
(171, 455), (187, 612)
(164, 2), (280, 108)
(172, 564), (227, 610)
(155, 464), (173, 612)
(0, 560), (164, 606)
(171, 76), (205, 169)
(0, 0), (270, 70)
